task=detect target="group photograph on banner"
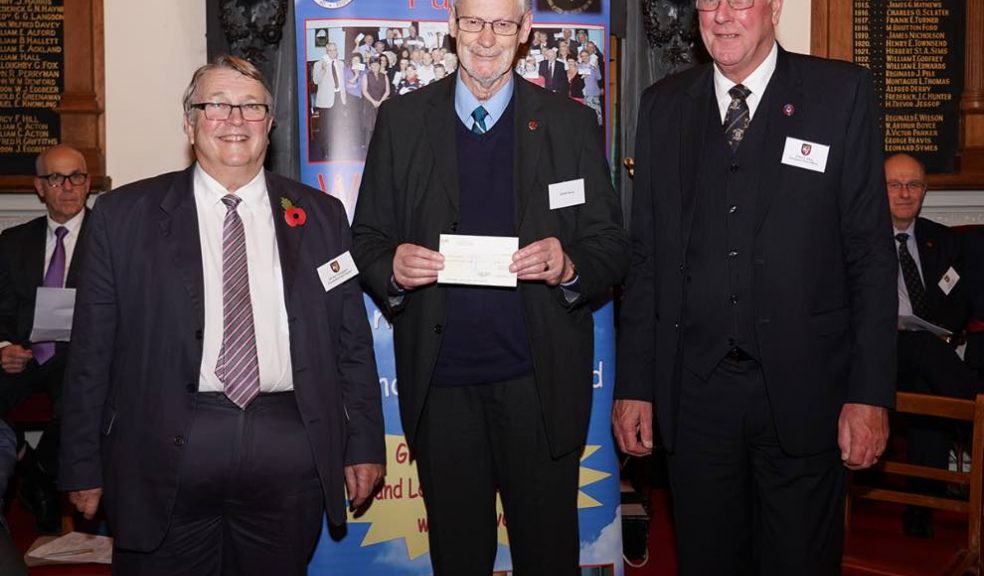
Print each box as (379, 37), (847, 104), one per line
(294, 1), (619, 574)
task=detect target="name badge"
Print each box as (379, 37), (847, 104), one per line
(317, 251), (359, 292)
(549, 178), (586, 210)
(939, 266), (960, 295)
(781, 137), (830, 173)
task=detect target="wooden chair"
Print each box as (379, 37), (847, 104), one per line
(844, 392), (984, 575)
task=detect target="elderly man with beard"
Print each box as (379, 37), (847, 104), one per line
(352, 0), (628, 574)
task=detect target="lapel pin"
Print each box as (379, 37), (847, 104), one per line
(926, 240), (934, 248)
(528, 120), (538, 131)
(783, 104), (795, 117)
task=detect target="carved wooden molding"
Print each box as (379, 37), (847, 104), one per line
(812, 0), (983, 189)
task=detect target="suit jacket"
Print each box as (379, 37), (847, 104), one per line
(352, 73), (628, 457)
(539, 59), (570, 95)
(616, 47), (898, 455)
(313, 58), (347, 108)
(910, 217), (969, 334)
(0, 213), (88, 384)
(59, 167), (384, 551)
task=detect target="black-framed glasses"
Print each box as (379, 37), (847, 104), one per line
(696, 0), (756, 11)
(887, 180), (928, 193)
(456, 16), (523, 36)
(38, 172), (88, 187)
(189, 102), (271, 121)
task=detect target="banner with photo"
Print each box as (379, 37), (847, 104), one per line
(294, 1), (618, 574)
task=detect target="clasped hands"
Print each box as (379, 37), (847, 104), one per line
(392, 237), (574, 289)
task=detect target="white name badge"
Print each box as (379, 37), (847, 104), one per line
(939, 266), (960, 295)
(549, 178), (586, 210)
(317, 251), (359, 292)
(781, 137), (830, 173)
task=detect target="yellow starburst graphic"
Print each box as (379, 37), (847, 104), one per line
(350, 435), (610, 559)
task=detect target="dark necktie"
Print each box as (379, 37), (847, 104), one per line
(216, 195), (260, 409)
(896, 232), (929, 319)
(32, 226), (68, 365)
(331, 60), (340, 88)
(471, 106), (489, 135)
(724, 84), (752, 153)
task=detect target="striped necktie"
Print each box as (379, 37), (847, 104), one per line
(724, 84), (751, 153)
(471, 105), (489, 135)
(216, 194), (260, 409)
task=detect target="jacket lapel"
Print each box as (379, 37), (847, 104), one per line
(425, 76), (461, 216)
(514, 75), (543, 230)
(266, 174), (304, 311)
(159, 166), (205, 323)
(65, 208), (90, 287)
(681, 67), (713, 258)
(26, 217), (46, 288)
(754, 48), (803, 234)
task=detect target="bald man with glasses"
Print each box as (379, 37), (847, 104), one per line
(0, 144), (91, 534)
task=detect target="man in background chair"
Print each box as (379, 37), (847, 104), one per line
(0, 144), (91, 533)
(886, 152), (977, 538)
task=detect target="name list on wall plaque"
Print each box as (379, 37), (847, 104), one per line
(0, 0), (64, 175)
(854, 0), (965, 173)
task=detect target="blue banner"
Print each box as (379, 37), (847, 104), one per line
(295, 1), (620, 574)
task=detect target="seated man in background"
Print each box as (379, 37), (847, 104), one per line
(0, 144), (91, 533)
(887, 152), (978, 537)
(0, 418), (28, 576)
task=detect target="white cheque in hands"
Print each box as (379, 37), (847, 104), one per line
(438, 234), (518, 288)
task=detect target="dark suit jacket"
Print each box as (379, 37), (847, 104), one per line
(0, 213), (88, 407)
(539, 59), (570, 95)
(352, 73), (628, 458)
(59, 167), (384, 551)
(910, 217), (968, 333)
(616, 47), (898, 455)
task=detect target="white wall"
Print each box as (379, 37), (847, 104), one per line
(777, 0), (811, 55)
(104, 0), (206, 187)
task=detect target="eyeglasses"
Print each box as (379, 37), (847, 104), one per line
(696, 0), (756, 11)
(887, 180), (928, 193)
(455, 16), (523, 36)
(38, 172), (88, 187)
(189, 102), (271, 122)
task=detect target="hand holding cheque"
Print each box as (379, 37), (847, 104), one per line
(391, 236), (574, 290)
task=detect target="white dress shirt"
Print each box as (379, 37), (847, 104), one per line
(193, 165), (294, 393)
(713, 42), (779, 123)
(894, 221), (924, 318)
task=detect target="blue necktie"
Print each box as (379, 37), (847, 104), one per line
(471, 106), (489, 135)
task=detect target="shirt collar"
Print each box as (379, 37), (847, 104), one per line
(454, 72), (514, 132)
(713, 41), (778, 119)
(194, 164), (267, 209)
(894, 221), (917, 238)
(46, 208), (85, 237)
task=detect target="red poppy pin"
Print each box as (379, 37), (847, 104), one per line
(528, 120), (538, 131)
(281, 197), (307, 228)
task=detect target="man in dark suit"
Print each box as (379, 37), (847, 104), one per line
(613, 0), (897, 574)
(885, 152), (977, 537)
(0, 144), (91, 533)
(352, 0), (628, 573)
(539, 48), (569, 95)
(59, 56), (385, 575)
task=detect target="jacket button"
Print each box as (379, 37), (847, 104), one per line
(194, 329), (203, 340)
(433, 324), (443, 334)
(186, 381), (197, 393)
(730, 163), (739, 172)
(174, 435), (186, 447)
(679, 263), (685, 272)
(450, 222), (458, 232)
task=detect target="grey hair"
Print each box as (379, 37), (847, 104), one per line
(181, 55), (274, 116)
(453, 0), (532, 12)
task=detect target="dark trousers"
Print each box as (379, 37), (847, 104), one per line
(667, 358), (845, 576)
(0, 354), (65, 476)
(897, 331), (978, 488)
(415, 376), (580, 576)
(112, 392), (323, 576)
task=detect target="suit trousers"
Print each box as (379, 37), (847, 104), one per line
(0, 353), (66, 476)
(667, 358), (845, 576)
(414, 376), (580, 576)
(897, 331), (979, 491)
(112, 392), (323, 576)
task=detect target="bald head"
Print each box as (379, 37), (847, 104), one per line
(34, 144), (90, 223)
(885, 153), (928, 230)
